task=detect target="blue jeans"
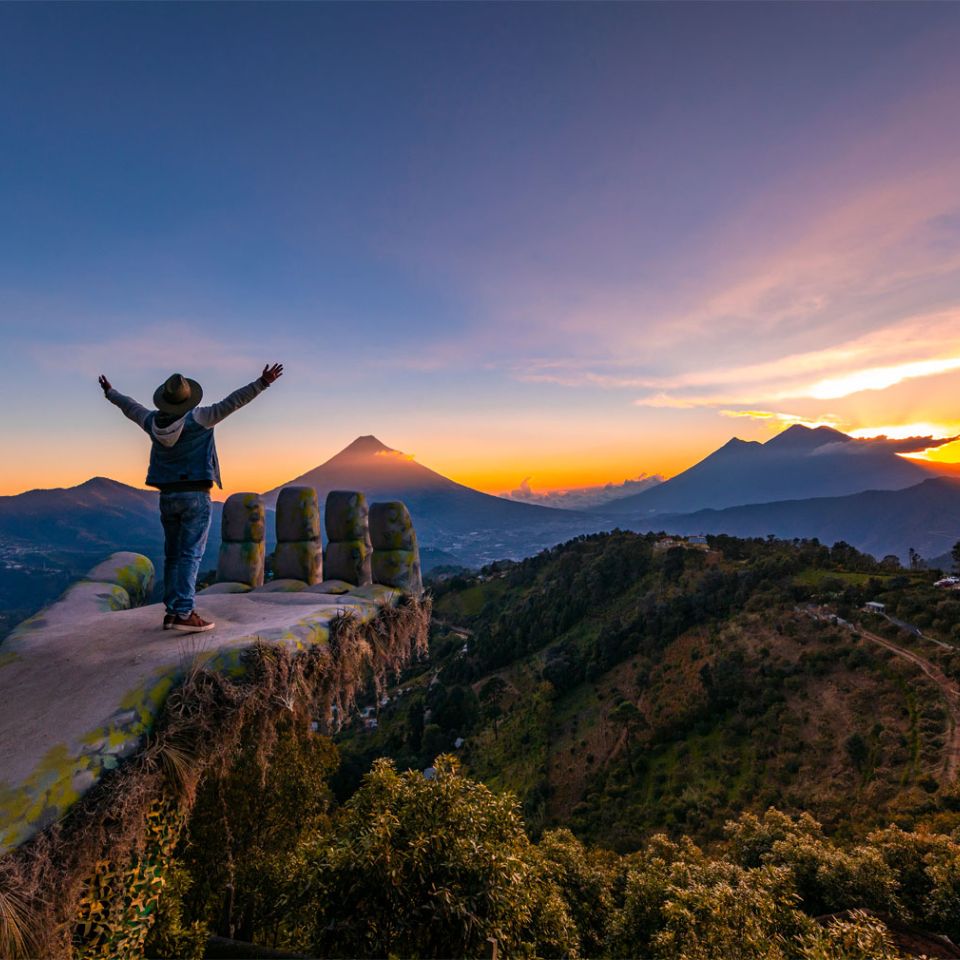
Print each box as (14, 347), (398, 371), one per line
(159, 491), (212, 617)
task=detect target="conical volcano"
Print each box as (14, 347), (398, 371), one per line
(264, 435), (467, 506)
(603, 424), (937, 516)
(336, 435), (395, 457)
(263, 437), (593, 558)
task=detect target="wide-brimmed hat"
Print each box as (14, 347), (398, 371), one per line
(153, 373), (203, 416)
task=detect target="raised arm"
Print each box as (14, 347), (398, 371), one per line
(99, 374), (152, 430)
(193, 363), (283, 429)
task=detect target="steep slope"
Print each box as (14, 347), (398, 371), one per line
(264, 436), (597, 562)
(0, 476), (234, 561)
(0, 477), (160, 549)
(604, 424), (937, 516)
(649, 477), (960, 563)
(336, 532), (960, 849)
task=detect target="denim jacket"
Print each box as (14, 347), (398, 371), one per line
(107, 377), (269, 489)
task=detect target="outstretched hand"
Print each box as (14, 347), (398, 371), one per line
(261, 363), (284, 385)
(98, 374), (112, 395)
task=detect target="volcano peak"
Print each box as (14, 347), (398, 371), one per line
(340, 435), (396, 457)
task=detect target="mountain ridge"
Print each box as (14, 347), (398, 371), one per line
(3, 427), (958, 603)
(603, 424), (946, 516)
(763, 423), (851, 450)
(645, 475), (960, 563)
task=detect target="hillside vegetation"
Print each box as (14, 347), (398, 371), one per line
(142, 531), (960, 959)
(156, 740), (960, 960)
(337, 532), (960, 847)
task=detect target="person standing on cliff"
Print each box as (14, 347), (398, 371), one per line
(98, 364), (284, 633)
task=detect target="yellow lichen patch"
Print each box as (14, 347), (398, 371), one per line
(308, 579), (353, 594)
(0, 743), (85, 852)
(67, 581), (132, 613)
(118, 671), (182, 728)
(197, 645), (252, 679)
(1, 685), (173, 855)
(0, 780), (33, 851)
(84, 553), (156, 606)
(110, 557), (156, 606)
(293, 615), (332, 647)
(6, 611), (48, 642)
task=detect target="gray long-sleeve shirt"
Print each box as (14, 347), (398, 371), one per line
(106, 377), (269, 438)
(106, 377), (269, 449)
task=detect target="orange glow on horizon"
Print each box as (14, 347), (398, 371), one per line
(899, 438), (960, 466)
(0, 446), (689, 500)
(6, 416), (960, 501)
(240, 449), (684, 499)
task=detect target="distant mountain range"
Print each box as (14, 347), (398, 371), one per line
(2, 426), (959, 639)
(0, 437), (596, 601)
(647, 477), (960, 562)
(0, 477), (160, 551)
(0, 478), (166, 640)
(0, 476), (233, 563)
(602, 424), (948, 516)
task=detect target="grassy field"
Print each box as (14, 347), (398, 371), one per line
(794, 568), (897, 588)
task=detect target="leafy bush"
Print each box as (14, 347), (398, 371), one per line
(796, 910), (900, 959)
(306, 756), (579, 958)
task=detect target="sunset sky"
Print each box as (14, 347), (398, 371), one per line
(2, 3), (960, 499)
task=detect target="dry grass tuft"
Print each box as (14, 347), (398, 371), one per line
(0, 870), (40, 960)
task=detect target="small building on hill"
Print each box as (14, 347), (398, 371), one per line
(865, 601), (886, 614)
(653, 537), (681, 552)
(654, 535), (710, 553)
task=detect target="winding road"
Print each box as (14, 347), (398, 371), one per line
(854, 621), (960, 784)
(802, 606), (960, 785)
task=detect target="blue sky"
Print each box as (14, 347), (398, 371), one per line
(3, 3), (960, 496)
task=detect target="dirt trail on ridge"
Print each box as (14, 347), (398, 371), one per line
(853, 621), (960, 784)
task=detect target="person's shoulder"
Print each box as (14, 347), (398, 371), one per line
(187, 407), (215, 429)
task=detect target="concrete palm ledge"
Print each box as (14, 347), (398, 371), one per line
(0, 562), (404, 855)
(0, 489), (428, 958)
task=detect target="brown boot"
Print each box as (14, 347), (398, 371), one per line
(171, 611), (216, 633)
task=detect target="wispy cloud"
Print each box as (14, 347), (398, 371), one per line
(610, 308), (960, 409)
(850, 422), (960, 441)
(500, 474), (663, 510)
(806, 356), (960, 400)
(719, 410), (843, 430)
(494, 54), (960, 430)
